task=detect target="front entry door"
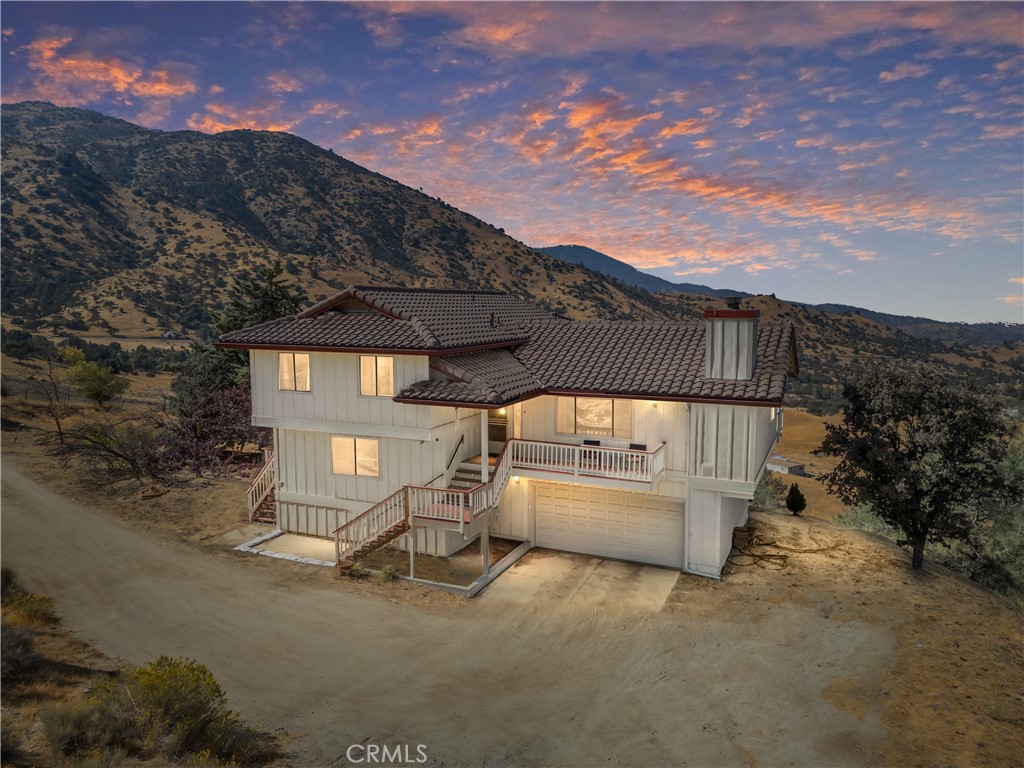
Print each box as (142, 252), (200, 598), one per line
(487, 408), (508, 455)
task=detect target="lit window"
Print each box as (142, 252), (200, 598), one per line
(279, 352), (310, 391)
(331, 436), (379, 477)
(556, 397), (631, 438)
(359, 355), (395, 397)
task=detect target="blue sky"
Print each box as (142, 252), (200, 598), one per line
(2, 1), (1022, 322)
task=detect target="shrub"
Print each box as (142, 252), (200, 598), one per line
(786, 483), (807, 515)
(42, 656), (277, 764)
(380, 564), (400, 583)
(1, 619), (39, 682)
(753, 470), (785, 513)
(1, 565), (20, 601)
(10, 592), (60, 625)
(348, 562), (371, 579)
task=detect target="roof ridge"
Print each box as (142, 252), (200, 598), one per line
(354, 285), (508, 296)
(349, 287), (442, 348)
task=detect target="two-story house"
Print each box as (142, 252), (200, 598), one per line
(219, 286), (798, 581)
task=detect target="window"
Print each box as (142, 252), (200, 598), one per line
(331, 436), (379, 477)
(279, 352), (310, 391)
(556, 397), (631, 438)
(359, 355), (395, 397)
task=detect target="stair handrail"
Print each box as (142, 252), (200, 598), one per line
(246, 449), (275, 520)
(446, 434), (466, 471)
(332, 487), (408, 564)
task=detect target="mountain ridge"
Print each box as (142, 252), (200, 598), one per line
(537, 244), (1021, 345)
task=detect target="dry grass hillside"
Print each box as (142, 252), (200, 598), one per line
(1, 101), (671, 340)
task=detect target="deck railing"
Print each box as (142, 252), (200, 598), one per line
(329, 439), (665, 564)
(510, 439), (666, 483)
(332, 487), (408, 563)
(246, 449), (275, 520)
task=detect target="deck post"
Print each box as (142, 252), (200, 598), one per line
(480, 410), (489, 484)
(408, 525), (416, 579)
(480, 516), (490, 580)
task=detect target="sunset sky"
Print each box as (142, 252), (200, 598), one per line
(2, 1), (1022, 323)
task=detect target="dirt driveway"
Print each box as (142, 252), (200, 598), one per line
(0, 461), (901, 766)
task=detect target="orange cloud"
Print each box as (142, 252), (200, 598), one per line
(186, 102), (299, 133)
(658, 118), (708, 137)
(19, 36), (196, 105)
(998, 294), (1023, 305)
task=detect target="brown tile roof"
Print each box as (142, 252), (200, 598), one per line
(218, 285), (558, 351)
(513, 320), (796, 404)
(219, 285), (798, 406)
(398, 320), (797, 407)
(399, 350), (544, 405)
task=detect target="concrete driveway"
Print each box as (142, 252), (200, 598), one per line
(481, 547), (680, 613)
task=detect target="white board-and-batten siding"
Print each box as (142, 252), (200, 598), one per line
(249, 349), (447, 430)
(688, 403), (774, 485)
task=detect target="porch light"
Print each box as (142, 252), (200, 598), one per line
(498, 407), (506, 415)
(650, 401), (658, 408)
(513, 475), (520, 484)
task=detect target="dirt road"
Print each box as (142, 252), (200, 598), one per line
(2, 461), (894, 766)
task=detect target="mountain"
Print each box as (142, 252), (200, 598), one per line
(539, 244), (1021, 346)
(537, 244), (753, 299)
(1, 102), (675, 338)
(1, 102), (1021, 413)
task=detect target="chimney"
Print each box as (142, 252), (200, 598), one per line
(704, 306), (759, 380)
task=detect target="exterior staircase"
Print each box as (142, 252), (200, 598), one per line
(252, 489), (277, 524)
(449, 463), (483, 490)
(337, 518), (410, 570)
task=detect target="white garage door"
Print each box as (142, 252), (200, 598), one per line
(535, 483), (684, 568)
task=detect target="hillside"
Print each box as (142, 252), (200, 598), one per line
(2, 102), (1021, 412)
(1, 102), (673, 338)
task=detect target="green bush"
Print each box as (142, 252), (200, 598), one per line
(41, 656), (276, 764)
(380, 563), (400, 583)
(348, 562), (371, 579)
(11, 592), (60, 624)
(786, 483), (807, 515)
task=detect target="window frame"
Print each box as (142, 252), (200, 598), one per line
(555, 396), (632, 439)
(330, 436), (380, 478)
(359, 355), (395, 397)
(278, 352), (311, 392)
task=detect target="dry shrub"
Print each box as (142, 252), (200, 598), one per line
(41, 656), (276, 765)
(1, 618), (39, 682)
(9, 592), (60, 625)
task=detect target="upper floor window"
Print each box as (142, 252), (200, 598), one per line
(360, 355), (395, 397)
(331, 436), (379, 477)
(556, 396), (632, 438)
(279, 352), (310, 392)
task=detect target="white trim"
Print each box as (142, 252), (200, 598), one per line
(253, 416), (431, 441)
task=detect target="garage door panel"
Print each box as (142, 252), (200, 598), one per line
(535, 483), (683, 568)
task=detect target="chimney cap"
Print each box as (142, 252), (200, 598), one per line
(704, 308), (760, 319)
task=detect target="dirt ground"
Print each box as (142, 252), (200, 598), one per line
(3, 452), (1022, 767)
(361, 535), (522, 586)
(774, 408), (848, 521)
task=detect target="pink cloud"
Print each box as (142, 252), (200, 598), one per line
(879, 62), (931, 82)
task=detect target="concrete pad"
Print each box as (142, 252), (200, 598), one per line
(259, 533), (336, 561)
(481, 549), (679, 613)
